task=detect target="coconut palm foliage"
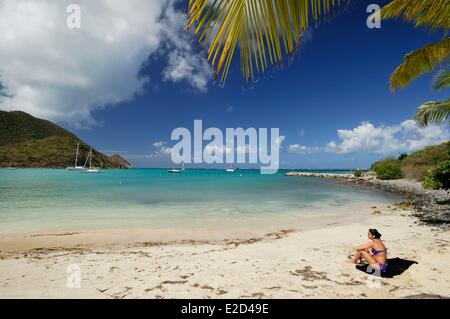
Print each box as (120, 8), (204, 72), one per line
(381, 0), (450, 91)
(433, 68), (450, 90)
(381, 0), (450, 30)
(415, 69), (450, 126)
(386, 38), (450, 91)
(186, 0), (345, 84)
(380, 0), (450, 126)
(416, 100), (450, 126)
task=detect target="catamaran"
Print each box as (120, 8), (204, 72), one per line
(82, 148), (101, 173)
(67, 142), (84, 171)
(168, 163), (184, 174)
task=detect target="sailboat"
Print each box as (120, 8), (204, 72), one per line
(168, 162), (184, 174)
(66, 142), (84, 171)
(82, 149), (101, 173)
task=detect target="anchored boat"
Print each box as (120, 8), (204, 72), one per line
(67, 142), (85, 171)
(168, 163), (185, 174)
(82, 149), (101, 173)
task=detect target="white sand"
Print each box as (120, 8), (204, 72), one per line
(0, 204), (449, 299)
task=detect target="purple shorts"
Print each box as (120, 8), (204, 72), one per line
(378, 263), (388, 272)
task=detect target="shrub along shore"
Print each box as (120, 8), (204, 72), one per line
(371, 142), (450, 189)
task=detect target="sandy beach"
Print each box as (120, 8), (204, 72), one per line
(1, 0), (448, 304)
(0, 200), (449, 299)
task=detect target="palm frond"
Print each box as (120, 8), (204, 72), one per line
(389, 37), (450, 91)
(186, 0), (345, 84)
(415, 99), (450, 126)
(433, 68), (450, 90)
(381, 0), (450, 30)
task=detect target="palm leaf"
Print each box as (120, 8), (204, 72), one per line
(433, 68), (450, 90)
(389, 37), (450, 91)
(415, 99), (450, 126)
(186, 0), (345, 84)
(381, 0), (450, 30)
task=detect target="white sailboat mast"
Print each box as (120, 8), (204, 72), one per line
(75, 142), (79, 167)
(83, 149), (91, 168)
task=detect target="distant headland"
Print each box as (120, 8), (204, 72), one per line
(0, 110), (131, 169)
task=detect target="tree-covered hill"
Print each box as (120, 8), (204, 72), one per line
(0, 111), (131, 168)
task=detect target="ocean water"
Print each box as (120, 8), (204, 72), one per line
(0, 169), (401, 235)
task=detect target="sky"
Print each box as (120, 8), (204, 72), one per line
(0, 0), (449, 169)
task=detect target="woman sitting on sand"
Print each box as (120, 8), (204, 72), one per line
(347, 229), (388, 272)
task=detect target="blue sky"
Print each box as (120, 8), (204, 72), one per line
(1, 0), (448, 168)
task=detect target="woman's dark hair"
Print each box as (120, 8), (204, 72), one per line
(369, 229), (382, 239)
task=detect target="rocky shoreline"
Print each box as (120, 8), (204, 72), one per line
(286, 172), (450, 227)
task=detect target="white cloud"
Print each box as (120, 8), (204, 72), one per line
(160, 4), (212, 93)
(159, 146), (172, 155)
(163, 49), (211, 92)
(288, 144), (302, 153)
(289, 120), (449, 156)
(289, 144), (309, 154)
(326, 120), (449, 154)
(325, 121), (401, 154)
(288, 143), (321, 154)
(204, 144), (233, 156)
(0, 0), (211, 126)
(152, 141), (166, 148)
(151, 141), (172, 157)
(235, 144), (256, 155)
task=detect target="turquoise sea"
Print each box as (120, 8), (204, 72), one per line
(0, 169), (401, 235)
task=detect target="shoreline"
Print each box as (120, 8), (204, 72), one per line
(0, 202), (390, 252)
(0, 204), (449, 298)
(0, 174), (448, 298)
(286, 172), (450, 227)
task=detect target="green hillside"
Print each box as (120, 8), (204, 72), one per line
(401, 142), (450, 179)
(0, 111), (131, 168)
(370, 141), (450, 181)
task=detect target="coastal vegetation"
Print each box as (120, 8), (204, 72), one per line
(353, 169), (362, 177)
(186, 1), (449, 124)
(423, 160), (450, 190)
(415, 69), (450, 126)
(381, 0), (449, 126)
(186, 0), (346, 84)
(371, 159), (403, 180)
(401, 141), (450, 179)
(370, 141), (450, 189)
(381, 1), (449, 91)
(398, 153), (408, 161)
(0, 111), (131, 168)
(186, 1), (449, 85)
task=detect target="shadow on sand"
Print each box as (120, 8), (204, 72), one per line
(356, 257), (418, 278)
